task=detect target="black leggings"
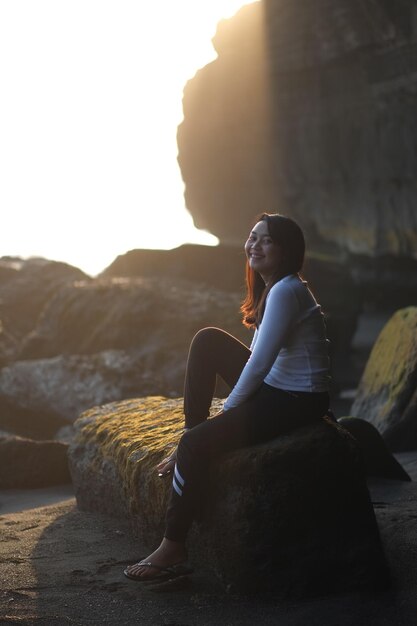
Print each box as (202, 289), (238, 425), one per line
(165, 327), (329, 542)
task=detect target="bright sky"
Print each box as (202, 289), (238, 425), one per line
(0, 0), (258, 276)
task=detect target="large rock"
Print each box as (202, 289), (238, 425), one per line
(101, 244), (246, 292)
(18, 276), (246, 360)
(0, 277), (246, 439)
(337, 417), (411, 481)
(0, 351), (164, 439)
(0, 257), (89, 360)
(178, 0), (417, 302)
(69, 397), (388, 595)
(351, 307), (417, 451)
(1, 276), (248, 439)
(0, 436), (71, 488)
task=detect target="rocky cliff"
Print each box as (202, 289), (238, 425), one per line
(178, 0), (417, 288)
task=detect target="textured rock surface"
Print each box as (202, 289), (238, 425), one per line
(0, 257), (88, 357)
(69, 397), (388, 595)
(68, 397), (183, 533)
(0, 277), (246, 439)
(18, 276), (246, 361)
(0, 435), (70, 488)
(101, 244), (247, 292)
(0, 319), (17, 367)
(178, 1), (417, 275)
(351, 307), (417, 450)
(0, 351), (161, 439)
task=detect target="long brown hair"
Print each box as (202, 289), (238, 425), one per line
(241, 213), (305, 328)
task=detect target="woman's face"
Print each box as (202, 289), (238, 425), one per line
(245, 220), (282, 284)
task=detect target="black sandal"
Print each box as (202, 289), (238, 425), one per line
(123, 560), (193, 583)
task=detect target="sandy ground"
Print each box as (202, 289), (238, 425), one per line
(0, 486), (75, 516)
(1, 455), (417, 626)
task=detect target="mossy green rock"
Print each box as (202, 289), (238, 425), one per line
(69, 396), (388, 595)
(351, 307), (417, 450)
(68, 396), (187, 534)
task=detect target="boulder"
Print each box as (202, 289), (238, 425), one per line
(0, 257), (88, 360)
(100, 244), (246, 292)
(337, 417), (411, 481)
(0, 436), (71, 488)
(68, 397), (388, 595)
(0, 275), (250, 440)
(351, 307), (417, 451)
(18, 276), (246, 361)
(0, 351), (163, 439)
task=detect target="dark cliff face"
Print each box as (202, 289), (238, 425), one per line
(178, 0), (417, 265)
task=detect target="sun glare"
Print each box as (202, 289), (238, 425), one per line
(0, 0), (259, 275)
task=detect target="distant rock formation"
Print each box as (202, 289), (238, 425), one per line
(0, 257), (89, 364)
(178, 0), (417, 295)
(101, 244), (247, 292)
(69, 397), (389, 595)
(0, 275), (245, 438)
(17, 275), (246, 361)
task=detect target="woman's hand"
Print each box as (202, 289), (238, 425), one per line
(156, 428), (192, 477)
(157, 448), (177, 477)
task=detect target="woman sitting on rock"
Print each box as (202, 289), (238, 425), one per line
(124, 212), (331, 582)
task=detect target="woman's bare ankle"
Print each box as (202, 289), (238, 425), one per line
(160, 537), (187, 561)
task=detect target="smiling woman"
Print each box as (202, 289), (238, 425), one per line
(0, 0), (258, 276)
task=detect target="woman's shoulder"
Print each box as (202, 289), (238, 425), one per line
(267, 274), (302, 308)
(268, 274), (314, 309)
(271, 273), (303, 294)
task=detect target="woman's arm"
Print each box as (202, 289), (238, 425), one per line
(223, 281), (299, 410)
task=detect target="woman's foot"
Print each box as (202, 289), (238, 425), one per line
(124, 538), (188, 581)
(157, 448), (177, 476)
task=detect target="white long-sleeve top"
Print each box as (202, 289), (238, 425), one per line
(223, 274), (331, 411)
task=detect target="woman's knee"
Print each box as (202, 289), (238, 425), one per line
(191, 327), (223, 345)
(189, 327), (225, 355)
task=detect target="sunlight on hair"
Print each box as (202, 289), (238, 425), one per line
(0, 0), (259, 275)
